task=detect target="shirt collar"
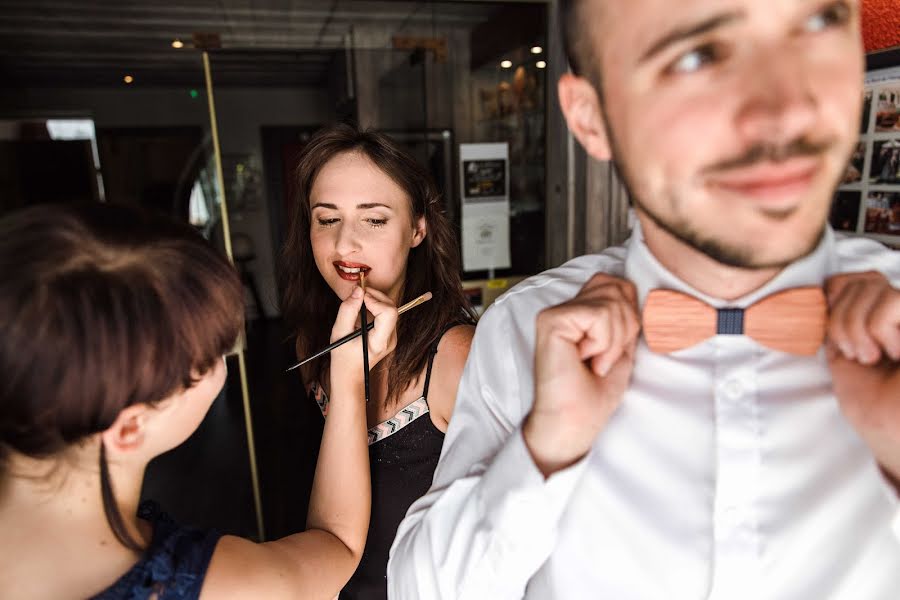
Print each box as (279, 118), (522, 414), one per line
(624, 221), (835, 310)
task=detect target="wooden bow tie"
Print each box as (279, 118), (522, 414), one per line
(642, 287), (827, 355)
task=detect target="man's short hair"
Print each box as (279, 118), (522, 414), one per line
(559, 0), (586, 77)
(560, 0), (602, 92)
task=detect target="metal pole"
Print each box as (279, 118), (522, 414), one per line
(202, 50), (266, 542)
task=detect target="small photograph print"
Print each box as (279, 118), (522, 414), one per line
(862, 89), (872, 133)
(863, 191), (900, 235)
(463, 159), (506, 200)
(841, 142), (865, 184)
(869, 139), (900, 184)
(829, 190), (861, 232)
(875, 87), (900, 132)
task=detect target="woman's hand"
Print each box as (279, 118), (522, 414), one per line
(330, 285), (398, 377)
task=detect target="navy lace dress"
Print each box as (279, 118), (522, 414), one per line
(91, 502), (222, 600)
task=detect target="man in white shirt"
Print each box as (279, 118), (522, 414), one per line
(389, 0), (900, 598)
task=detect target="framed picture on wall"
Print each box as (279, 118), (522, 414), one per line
(832, 48), (900, 248)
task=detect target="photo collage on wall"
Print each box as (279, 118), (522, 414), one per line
(831, 69), (900, 247)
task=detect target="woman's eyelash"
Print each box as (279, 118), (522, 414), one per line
(316, 217), (386, 227)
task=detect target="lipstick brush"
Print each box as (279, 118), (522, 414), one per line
(359, 271), (370, 404)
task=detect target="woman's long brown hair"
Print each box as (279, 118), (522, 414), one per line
(278, 123), (477, 405)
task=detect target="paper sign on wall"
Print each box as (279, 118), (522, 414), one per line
(460, 143), (511, 272)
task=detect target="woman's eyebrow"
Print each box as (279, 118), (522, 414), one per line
(310, 202), (393, 210)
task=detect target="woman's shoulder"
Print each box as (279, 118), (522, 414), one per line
(92, 502), (221, 600)
(426, 324), (475, 430)
(436, 323), (475, 355)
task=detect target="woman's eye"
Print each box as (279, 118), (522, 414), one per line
(667, 44), (720, 75)
(366, 218), (387, 228)
(803, 1), (851, 33)
(316, 217), (339, 227)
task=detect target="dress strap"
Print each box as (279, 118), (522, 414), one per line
(420, 337), (440, 402)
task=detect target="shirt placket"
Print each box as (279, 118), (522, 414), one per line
(708, 339), (762, 599)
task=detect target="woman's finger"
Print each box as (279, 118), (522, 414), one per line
(361, 294), (398, 358)
(332, 286), (364, 341)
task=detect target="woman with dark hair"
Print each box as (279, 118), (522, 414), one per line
(279, 123), (477, 599)
(0, 202), (397, 599)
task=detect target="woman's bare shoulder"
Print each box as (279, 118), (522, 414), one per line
(427, 324), (475, 431)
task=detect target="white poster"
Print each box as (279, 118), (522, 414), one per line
(460, 143), (511, 271)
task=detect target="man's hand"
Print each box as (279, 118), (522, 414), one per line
(523, 273), (640, 478)
(826, 271), (900, 480)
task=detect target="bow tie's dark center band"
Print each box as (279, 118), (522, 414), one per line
(717, 308), (745, 335)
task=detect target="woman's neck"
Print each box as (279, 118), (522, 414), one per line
(0, 440), (150, 596)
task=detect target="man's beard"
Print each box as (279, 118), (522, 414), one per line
(630, 194), (824, 270)
(602, 117), (838, 270)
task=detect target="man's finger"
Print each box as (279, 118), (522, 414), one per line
(867, 289), (900, 361)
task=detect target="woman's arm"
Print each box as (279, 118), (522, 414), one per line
(426, 324), (475, 433)
(200, 286), (397, 600)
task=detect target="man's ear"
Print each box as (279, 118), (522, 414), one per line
(558, 73), (612, 161)
(100, 403), (150, 453)
(411, 215), (427, 248)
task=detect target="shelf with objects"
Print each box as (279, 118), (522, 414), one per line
(831, 47), (900, 249)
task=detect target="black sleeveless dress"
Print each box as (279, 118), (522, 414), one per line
(309, 337), (445, 600)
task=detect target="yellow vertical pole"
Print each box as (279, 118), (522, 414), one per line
(202, 50), (266, 542)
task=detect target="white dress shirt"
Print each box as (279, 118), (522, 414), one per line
(389, 224), (900, 600)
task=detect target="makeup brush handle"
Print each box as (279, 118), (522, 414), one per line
(286, 323), (375, 371)
(285, 291), (433, 372)
(360, 302), (370, 403)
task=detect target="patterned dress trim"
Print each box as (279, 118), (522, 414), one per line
(310, 382), (431, 445)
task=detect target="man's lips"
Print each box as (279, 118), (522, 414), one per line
(333, 261), (371, 281)
(706, 158), (821, 202)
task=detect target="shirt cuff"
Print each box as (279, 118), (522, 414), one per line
(478, 427), (590, 544)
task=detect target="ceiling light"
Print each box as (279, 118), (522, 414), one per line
(536, 60), (547, 69)
(531, 46), (543, 54)
(500, 60), (512, 69)
(172, 38), (184, 49)
(123, 74), (134, 84)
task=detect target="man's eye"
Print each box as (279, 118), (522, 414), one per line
(667, 44), (719, 75)
(803, 1), (851, 33)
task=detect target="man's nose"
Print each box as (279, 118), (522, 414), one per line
(733, 48), (818, 148)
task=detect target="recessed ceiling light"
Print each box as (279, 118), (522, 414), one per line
(536, 60), (547, 69)
(123, 74), (134, 84)
(172, 39), (184, 49)
(531, 46), (542, 54)
(500, 60), (512, 69)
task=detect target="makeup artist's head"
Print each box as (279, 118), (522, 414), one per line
(280, 123), (476, 404)
(559, 0), (863, 270)
(0, 203), (243, 549)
